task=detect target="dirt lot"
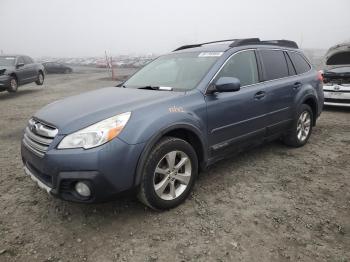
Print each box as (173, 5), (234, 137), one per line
(0, 69), (349, 262)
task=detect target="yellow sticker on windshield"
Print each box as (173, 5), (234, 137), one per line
(198, 52), (223, 57)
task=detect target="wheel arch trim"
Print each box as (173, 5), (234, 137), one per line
(133, 123), (208, 186)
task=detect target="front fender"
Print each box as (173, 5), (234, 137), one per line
(132, 121), (208, 186)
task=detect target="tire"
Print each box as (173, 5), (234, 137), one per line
(283, 104), (313, 147)
(138, 137), (198, 210)
(7, 76), (18, 93)
(35, 72), (44, 85)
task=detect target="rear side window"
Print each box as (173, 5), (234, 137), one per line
(288, 52), (311, 74)
(17, 57), (25, 65)
(216, 50), (259, 86)
(259, 50), (289, 81)
(284, 52), (296, 76)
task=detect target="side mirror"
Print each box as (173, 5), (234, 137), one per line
(208, 77), (241, 94)
(16, 63), (24, 68)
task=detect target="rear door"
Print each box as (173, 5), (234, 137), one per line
(257, 49), (295, 135)
(205, 49), (268, 155)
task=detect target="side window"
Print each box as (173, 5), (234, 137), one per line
(24, 56), (33, 64)
(216, 50), (259, 86)
(288, 52), (311, 74)
(259, 50), (289, 81)
(284, 52), (296, 76)
(17, 57), (25, 65)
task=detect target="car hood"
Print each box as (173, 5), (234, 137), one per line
(324, 42), (350, 70)
(35, 87), (183, 134)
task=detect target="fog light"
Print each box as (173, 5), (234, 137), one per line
(75, 182), (91, 197)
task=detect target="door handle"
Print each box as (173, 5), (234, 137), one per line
(293, 82), (302, 89)
(254, 91), (266, 100)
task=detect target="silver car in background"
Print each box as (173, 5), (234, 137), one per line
(322, 42), (350, 107)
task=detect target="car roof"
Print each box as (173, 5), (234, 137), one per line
(172, 38), (299, 53)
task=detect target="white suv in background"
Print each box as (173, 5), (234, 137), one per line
(322, 43), (350, 107)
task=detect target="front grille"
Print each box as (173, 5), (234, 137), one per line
(22, 118), (58, 157)
(324, 98), (350, 104)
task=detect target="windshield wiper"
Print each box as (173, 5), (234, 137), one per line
(138, 85), (173, 91)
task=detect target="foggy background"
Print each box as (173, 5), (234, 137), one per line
(1, 0), (349, 57)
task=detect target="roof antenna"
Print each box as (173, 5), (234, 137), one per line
(299, 33), (303, 49)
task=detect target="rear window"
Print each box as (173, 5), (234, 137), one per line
(260, 50), (289, 81)
(288, 52), (311, 74)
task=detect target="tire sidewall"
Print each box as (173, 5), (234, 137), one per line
(141, 138), (198, 210)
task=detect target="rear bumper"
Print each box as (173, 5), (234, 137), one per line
(21, 137), (145, 203)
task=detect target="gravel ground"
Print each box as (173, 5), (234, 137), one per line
(0, 69), (349, 262)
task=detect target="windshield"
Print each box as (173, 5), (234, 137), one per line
(0, 56), (16, 66)
(123, 52), (221, 91)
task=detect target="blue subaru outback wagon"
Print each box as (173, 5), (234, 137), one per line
(21, 38), (324, 210)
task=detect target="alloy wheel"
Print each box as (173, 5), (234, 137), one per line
(10, 79), (17, 89)
(153, 150), (192, 201)
(297, 111), (311, 142)
(38, 74), (44, 84)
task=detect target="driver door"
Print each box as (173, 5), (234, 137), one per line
(205, 50), (268, 155)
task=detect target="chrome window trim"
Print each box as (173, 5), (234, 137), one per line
(205, 48), (313, 94)
(205, 49), (259, 94)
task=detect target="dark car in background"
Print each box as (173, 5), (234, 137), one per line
(43, 62), (73, 74)
(21, 38), (323, 210)
(322, 42), (350, 107)
(0, 55), (45, 93)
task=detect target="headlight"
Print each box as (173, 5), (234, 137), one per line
(58, 112), (131, 149)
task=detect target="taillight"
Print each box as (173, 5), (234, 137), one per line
(317, 70), (324, 82)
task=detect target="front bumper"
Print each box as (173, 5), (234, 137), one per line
(21, 136), (145, 203)
(323, 84), (350, 107)
(0, 75), (11, 90)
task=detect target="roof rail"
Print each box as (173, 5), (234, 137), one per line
(230, 39), (299, 48)
(173, 38), (298, 51)
(173, 39), (237, 51)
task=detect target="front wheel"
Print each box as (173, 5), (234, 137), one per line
(7, 76), (18, 93)
(138, 137), (198, 210)
(283, 104), (313, 147)
(35, 72), (44, 85)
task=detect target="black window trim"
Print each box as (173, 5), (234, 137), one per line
(283, 51), (297, 76)
(257, 48), (291, 81)
(205, 48), (262, 94)
(256, 48), (313, 84)
(286, 50), (312, 75)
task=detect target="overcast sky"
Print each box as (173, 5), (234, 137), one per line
(1, 0), (349, 57)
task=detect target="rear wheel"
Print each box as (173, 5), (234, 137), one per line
(7, 76), (18, 93)
(35, 72), (44, 85)
(138, 137), (198, 210)
(283, 104), (313, 147)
